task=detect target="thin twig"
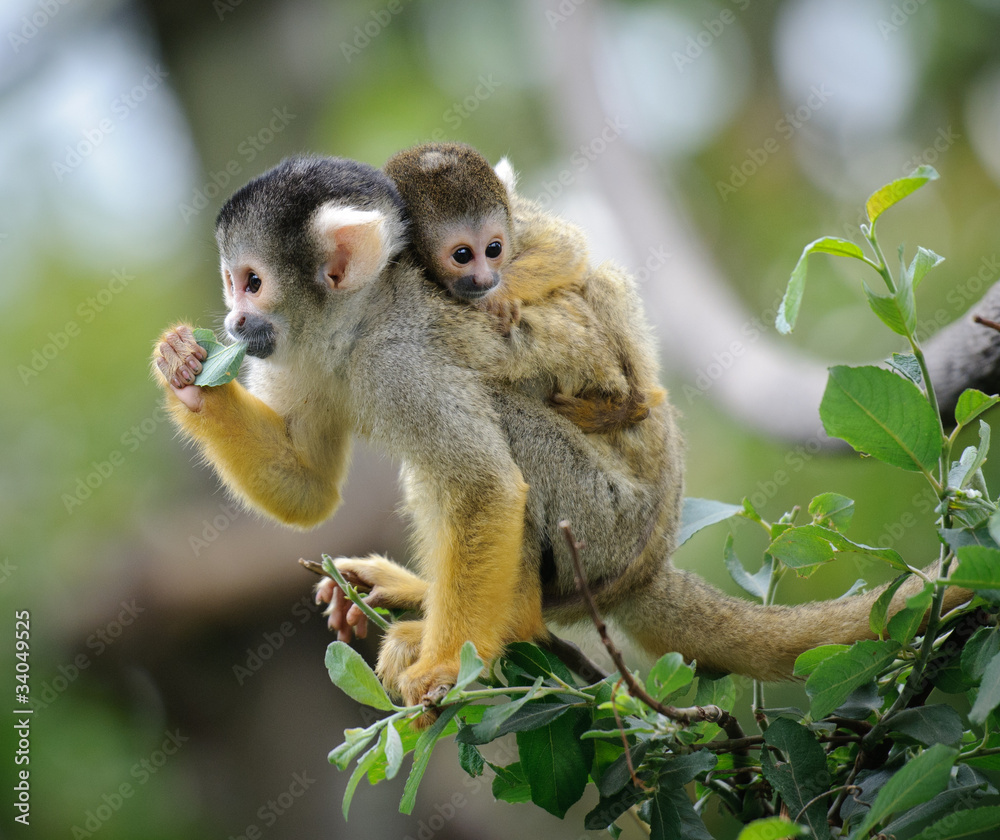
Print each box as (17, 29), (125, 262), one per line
(540, 633), (610, 682)
(559, 520), (745, 741)
(796, 785), (860, 823)
(612, 677), (651, 792)
(974, 314), (1000, 333)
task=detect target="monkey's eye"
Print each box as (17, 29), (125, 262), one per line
(246, 272), (262, 294)
(485, 241), (503, 259)
(452, 247), (473, 265)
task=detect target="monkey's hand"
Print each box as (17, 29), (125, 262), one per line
(152, 324), (208, 412)
(477, 295), (522, 336)
(315, 555), (427, 642)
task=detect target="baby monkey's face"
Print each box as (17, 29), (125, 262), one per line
(434, 212), (510, 302)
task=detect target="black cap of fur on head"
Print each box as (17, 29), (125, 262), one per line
(383, 142), (513, 267)
(215, 156), (407, 273)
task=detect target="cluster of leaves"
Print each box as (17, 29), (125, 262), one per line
(323, 168), (1000, 838)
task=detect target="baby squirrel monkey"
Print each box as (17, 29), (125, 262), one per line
(152, 154), (970, 724)
(384, 142), (664, 434)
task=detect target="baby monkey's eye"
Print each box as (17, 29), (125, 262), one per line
(485, 241), (503, 259)
(247, 272), (262, 293)
(452, 247), (473, 265)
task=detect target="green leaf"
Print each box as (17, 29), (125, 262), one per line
(940, 525), (999, 554)
(736, 817), (807, 840)
(865, 165), (939, 227)
(193, 335), (247, 387)
(661, 786), (714, 840)
(724, 536), (772, 599)
(383, 720), (404, 780)
(806, 639), (902, 719)
(503, 642), (575, 685)
(946, 545), (1000, 592)
(969, 650), (1000, 725)
(887, 583), (933, 644)
(888, 352), (923, 386)
(489, 761), (532, 804)
(820, 365), (943, 474)
(870, 573), (912, 638)
(906, 245), (945, 289)
(887, 704), (964, 747)
(852, 743), (957, 837)
(962, 627), (1000, 682)
(458, 741), (484, 777)
(955, 389), (1000, 428)
(808, 492), (855, 531)
(585, 780), (650, 831)
(909, 805), (1000, 840)
(793, 644), (850, 678)
(516, 709), (592, 818)
(767, 523), (906, 573)
(658, 751), (717, 790)
(777, 237), (868, 334)
(598, 741), (649, 797)
(455, 678), (546, 744)
(325, 642), (394, 711)
(760, 719), (831, 840)
(399, 704), (461, 814)
(692, 674), (736, 739)
(864, 282), (915, 336)
(442, 641), (485, 702)
(648, 785), (682, 840)
(646, 652), (695, 702)
(948, 421), (991, 491)
(678, 498), (743, 547)
(329, 723), (382, 770)
(342, 727), (386, 819)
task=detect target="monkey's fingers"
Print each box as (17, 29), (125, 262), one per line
(155, 326), (208, 388)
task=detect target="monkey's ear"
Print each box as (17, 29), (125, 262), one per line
(313, 204), (390, 291)
(495, 157), (518, 196)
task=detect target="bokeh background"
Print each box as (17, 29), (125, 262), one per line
(3, 0), (1000, 837)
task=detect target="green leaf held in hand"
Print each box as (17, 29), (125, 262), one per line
(193, 329), (247, 387)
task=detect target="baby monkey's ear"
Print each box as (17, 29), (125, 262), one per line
(312, 204), (391, 292)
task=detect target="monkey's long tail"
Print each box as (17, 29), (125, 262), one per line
(614, 562), (971, 681)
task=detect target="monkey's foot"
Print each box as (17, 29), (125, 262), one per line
(375, 620), (425, 691)
(396, 658), (461, 729)
(316, 555), (428, 641)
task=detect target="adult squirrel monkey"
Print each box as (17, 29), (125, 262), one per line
(384, 142), (664, 434)
(152, 154), (969, 721)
